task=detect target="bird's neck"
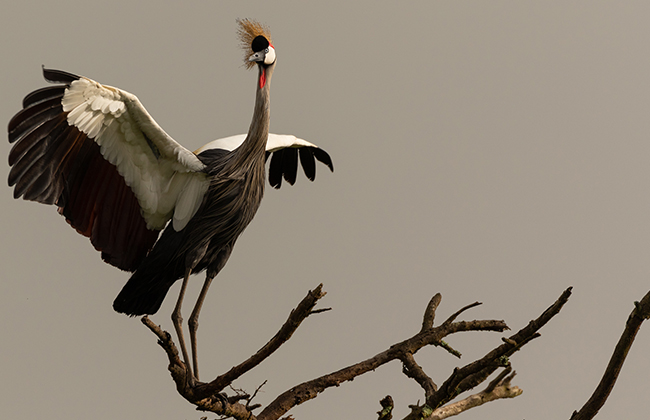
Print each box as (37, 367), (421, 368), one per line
(228, 64), (274, 174)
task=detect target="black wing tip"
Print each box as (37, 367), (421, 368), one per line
(269, 148), (298, 189)
(268, 150), (284, 189)
(283, 148), (298, 186)
(312, 147), (334, 172)
(268, 146), (333, 188)
(18, 85), (66, 113)
(298, 147), (316, 181)
(41, 66), (81, 85)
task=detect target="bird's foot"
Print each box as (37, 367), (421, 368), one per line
(183, 364), (200, 388)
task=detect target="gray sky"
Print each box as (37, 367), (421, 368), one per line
(2, 1), (650, 419)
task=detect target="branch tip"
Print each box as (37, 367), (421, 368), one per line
(421, 293), (443, 332)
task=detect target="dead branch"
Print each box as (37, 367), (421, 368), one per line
(401, 352), (437, 398)
(143, 282), (514, 420)
(138, 284), (647, 420)
(570, 290), (650, 420)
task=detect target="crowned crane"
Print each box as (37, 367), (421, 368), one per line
(6, 19), (332, 380)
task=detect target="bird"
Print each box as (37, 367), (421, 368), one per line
(6, 19), (332, 380)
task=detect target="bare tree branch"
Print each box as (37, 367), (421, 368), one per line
(401, 352), (437, 398)
(570, 290), (650, 420)
(145, 284), (643, 420)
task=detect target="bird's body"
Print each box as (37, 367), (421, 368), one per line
(7, 19), (332, 379)
(114, 128), (268, 315)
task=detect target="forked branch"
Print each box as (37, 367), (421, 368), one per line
(400, 287), (572, 420)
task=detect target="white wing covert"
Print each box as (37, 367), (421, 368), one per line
(61, 76), (208, 230)
(7, 68), (209, 271)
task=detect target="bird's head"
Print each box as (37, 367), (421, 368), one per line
(237, 18), (275, 88)
(248, 36), (276, 66)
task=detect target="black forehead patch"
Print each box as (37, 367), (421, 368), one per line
(251, 35), (269, 52)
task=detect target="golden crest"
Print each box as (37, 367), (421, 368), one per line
(237, 18), (272, 69)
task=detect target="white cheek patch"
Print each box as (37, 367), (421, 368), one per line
(264, 47), (276, 65)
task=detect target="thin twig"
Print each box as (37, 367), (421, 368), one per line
(310, 307), (332, 314)
(437, 340), (462, 359)
(440, 301), (482, 327)
(247, 380), (268, 411)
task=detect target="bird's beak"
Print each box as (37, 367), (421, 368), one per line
(249, 51), (265, 62)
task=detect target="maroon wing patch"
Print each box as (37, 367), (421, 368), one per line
(8, 69), (159, 271)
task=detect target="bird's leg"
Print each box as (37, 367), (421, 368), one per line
(172, 267), (194, 380)
(188, 270), (216, 381)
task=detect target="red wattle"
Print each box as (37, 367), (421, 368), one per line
(259, 69), (266, 89)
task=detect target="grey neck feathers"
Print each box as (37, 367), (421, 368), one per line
(226, 63), (275, 176)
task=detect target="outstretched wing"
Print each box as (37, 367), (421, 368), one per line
(196, 133), (333, 189)
(266, 134), (334, 188)
(8, 68), (209, 271)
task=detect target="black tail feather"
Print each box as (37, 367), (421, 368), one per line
(113, 270), (178, 316)
(113, 217), (190, 316)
